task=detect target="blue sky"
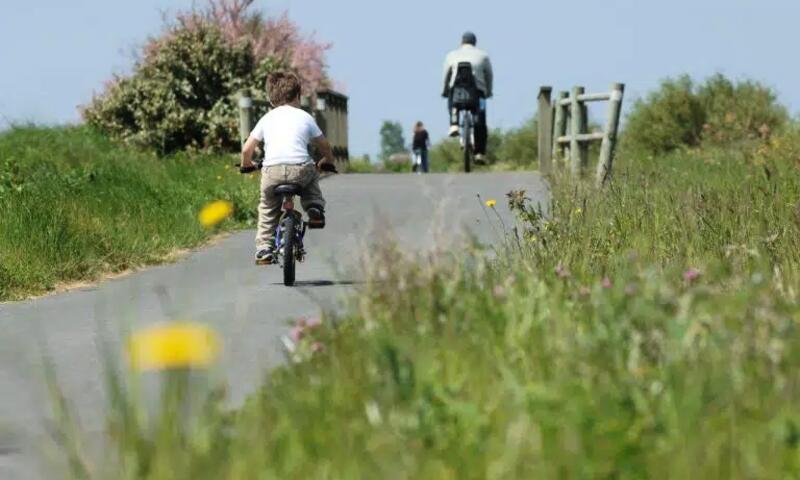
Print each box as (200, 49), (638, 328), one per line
(1, 0), (798, 157)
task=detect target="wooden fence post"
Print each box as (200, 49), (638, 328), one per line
(570, 86), (587, 175)
(596, 83), (625, 187)
(537, 86), (553, 174)
(552, 91), (569, 162)
(237, 89), (253, 147)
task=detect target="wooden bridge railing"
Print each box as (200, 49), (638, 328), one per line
(237, 89), (349, 166)
(537, 83), (624, 186)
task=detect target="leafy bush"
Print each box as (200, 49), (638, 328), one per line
(428, 120), (538, 172)
(697, 74), (789, 145)
(186, 0), (330, 95)
(493, 119), (537, 167)
(624, 74), (788, 154)
(83, 24), (268, 153)
(82, 0), (330, 154)
(346, 155), (376, 173)
(429, 138), (462, 171)
(623, 76), (705, 154)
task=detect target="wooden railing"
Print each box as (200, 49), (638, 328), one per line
(537, 83), (625, 186)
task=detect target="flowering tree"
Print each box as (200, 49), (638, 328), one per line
(173, 0), (330, 94)
(83, 0), (331, 153)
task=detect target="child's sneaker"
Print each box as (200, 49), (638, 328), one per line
(306, 207), (326, 229)
(255, 246), (276, 265)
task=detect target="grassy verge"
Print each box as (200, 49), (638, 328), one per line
(59, 132), (800, 478)
(0, 126), (258, 301)
(228, 138), (800, 479)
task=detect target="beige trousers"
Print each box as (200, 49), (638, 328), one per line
(256, 162), (325, 250)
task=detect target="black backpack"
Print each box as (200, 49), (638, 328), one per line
(450, 62), (480, 111)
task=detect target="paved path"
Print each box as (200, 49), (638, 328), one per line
(0, 172), (548, 478)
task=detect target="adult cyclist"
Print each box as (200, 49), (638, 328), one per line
(441, 31), (493, 163)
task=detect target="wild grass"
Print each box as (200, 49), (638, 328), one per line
(0, 126), (258, 301)
(56, 130), (800, 478)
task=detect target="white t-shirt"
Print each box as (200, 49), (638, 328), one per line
(250, 106), (323, 166)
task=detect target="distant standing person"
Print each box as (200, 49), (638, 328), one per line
(441, 31), (493, 163)
(411, 121), (430, 173)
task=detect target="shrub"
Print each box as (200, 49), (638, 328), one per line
(83, 24), (267, 153)
(429, 138), (462, 171)
(698, 74), (789, 145)
(623, 76), (706, 154)
(180, 0), (330, 94)
(428, 120), (538, 171)
(493, 118), (537, 167)
(623, 74), (788, 155)
(82, 0), (330, 154)
(346, 155), (375, 173)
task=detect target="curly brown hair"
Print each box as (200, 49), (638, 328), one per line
(267, 71), (302, 106)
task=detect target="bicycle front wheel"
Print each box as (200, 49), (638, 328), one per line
(462, 114), (473, 173)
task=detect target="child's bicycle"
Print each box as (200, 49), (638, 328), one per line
(239, 161), (337, 286)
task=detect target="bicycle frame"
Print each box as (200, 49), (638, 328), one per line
(274, 195), (306, 259)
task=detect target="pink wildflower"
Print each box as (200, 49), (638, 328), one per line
(602, 277), (613, 289)
(684, 268), (702, 282)
(555, 262), (571, 279)
(305, 317), (322, 329)
(289, 326), (305, 343)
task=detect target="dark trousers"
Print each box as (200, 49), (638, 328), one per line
(413, 149), (429, 173)
(448, 96), (488, 155)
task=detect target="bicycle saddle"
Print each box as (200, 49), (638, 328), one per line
(274, 184), (302, 196)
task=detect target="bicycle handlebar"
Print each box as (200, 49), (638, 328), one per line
(319, 162), (339, 174)
(238, 162), (261, 174)
(236, 161), (338, 175)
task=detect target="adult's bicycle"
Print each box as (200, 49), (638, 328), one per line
(448, 61), (481, 173)
(458, 109), (475, 173)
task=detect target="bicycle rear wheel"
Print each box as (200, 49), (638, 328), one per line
(282, 215), (296, 286)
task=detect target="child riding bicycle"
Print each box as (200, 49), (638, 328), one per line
(240, 71), (335, 264)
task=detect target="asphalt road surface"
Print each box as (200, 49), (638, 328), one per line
(0, 172), (548, 479)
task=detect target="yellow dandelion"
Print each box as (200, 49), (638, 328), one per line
(485, 199), (497, 208)
(574, 208), (583, 215)
(198, 200), (233, 228)
(128, 322), (220, 372)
